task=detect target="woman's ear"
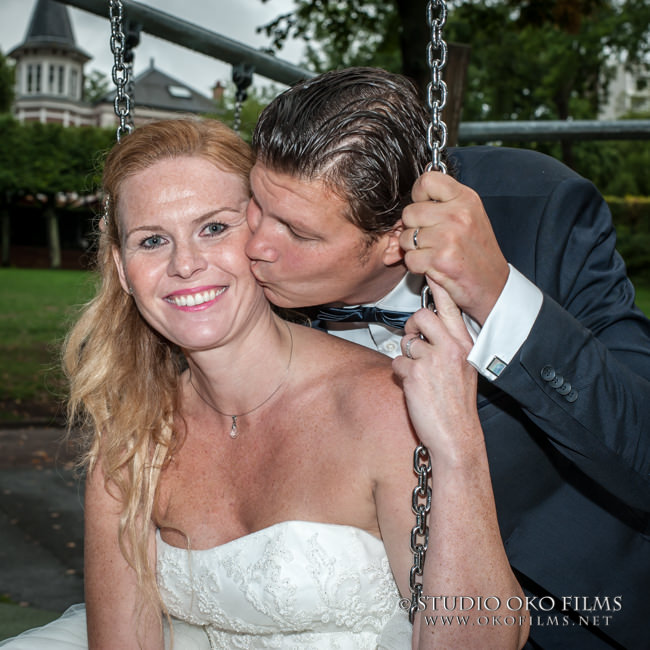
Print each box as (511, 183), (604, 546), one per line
(381, 220), (405, 266)
(111, 246), (131, 294)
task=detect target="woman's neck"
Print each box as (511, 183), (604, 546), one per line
(184, 310), (294, 419)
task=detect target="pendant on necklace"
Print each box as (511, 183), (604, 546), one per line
(230, 415), (238, 439)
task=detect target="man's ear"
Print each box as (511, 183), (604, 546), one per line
(381, 220), (405, 266)
(111, 246), (131, 294)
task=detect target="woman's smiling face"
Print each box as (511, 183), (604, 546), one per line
(112, 156), (262, 351)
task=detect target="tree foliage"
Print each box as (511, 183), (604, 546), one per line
(0, 119), (114, 267)
(204, 84), (281, 143)
(0, 49), (15, 114)
(258, 0), (650, 182)
(83, 69), (111, 104)
(258, 1), (430, 93)
(444, 1), (650, 172)
(446, 0), (650, 124)
(0, 118), (114, 197)
(259, 1), (649, 120)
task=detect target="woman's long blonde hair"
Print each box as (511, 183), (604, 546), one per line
(63, 118), (254, 619)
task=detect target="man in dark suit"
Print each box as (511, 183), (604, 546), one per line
(245, 67), (650, 648)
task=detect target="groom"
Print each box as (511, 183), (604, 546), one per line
(245, 67), (650, 649)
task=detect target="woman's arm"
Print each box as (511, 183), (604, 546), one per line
(379, 281), (528, 649)
(84, 461), (162, 650)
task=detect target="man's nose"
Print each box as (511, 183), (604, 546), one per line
(245, 203), (278, 263)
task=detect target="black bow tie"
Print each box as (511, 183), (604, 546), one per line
(313, 305), (412, 329)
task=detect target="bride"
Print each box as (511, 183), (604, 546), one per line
(1, 119), (527, 649)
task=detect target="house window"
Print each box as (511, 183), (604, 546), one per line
(48, 64), (56, 93)
(27, 64), (42, 93)
(168, 85), (192, 99)
(70, 69), (78, 99)
(58, 66), (65, 94)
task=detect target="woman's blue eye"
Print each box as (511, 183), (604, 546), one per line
(141, 235), (164, 248)
(203, 222), (227, 236)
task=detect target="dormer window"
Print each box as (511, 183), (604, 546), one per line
(168, 85), (192, 99)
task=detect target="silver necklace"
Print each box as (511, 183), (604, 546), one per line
(189, 322), (294, 439)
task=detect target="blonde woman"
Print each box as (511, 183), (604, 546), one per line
(0, 119), (526, 649)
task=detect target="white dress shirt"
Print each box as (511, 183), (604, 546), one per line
(323, 264), (543, 380)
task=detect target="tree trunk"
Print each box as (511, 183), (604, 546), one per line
(397, 1), (471, 147)
(44, 205), (61, 269)
(554, 85), (575, 168)
(397, 0), (430, 96)
(1, 207), (9, 267)
(443, 43), (471, 147)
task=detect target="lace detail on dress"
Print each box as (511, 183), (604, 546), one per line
(156, 521), (409, 649)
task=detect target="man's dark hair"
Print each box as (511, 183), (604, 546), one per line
(252, 67), (434, 238)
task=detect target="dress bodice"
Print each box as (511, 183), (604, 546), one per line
(156, 520), (411, 649)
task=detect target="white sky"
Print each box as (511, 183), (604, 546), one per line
(0, 0), (306, 96)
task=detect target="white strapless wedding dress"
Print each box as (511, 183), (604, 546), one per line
(0, 521), (411, 649)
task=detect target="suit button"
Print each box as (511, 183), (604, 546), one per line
(549, 374), (564, 388)
(540, 365), (556, 381)
(557, 382), (572, 396)
(565, 389), (579, 403)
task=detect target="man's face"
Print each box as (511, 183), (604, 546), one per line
(246, 162), (402, 308)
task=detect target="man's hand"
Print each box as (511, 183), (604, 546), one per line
(400, 171), (510, 325)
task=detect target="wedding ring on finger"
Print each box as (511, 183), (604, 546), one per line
(405, 336), (417, 360)
(412, 228), (420, 250)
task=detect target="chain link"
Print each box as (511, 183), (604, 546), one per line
(233, 99), (243, 136)
(408, 445), (432, 622)
(404, 285), (436, 623)
(404, 3), (448, 623)
(425, 0), (448, 174)
(232, 63), (254, 135)
(109, 0), (133, 142)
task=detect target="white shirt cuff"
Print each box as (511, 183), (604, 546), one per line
(467, 264), (543, 380)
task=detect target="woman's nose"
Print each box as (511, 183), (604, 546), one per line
(168, 240), (207, 278)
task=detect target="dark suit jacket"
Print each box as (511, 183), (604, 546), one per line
(448, 146), (650, 649)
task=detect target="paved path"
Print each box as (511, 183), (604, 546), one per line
(0, 426), (84, 613)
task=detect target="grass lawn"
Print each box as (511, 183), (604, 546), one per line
(0, 268), (96, 421)
(0, 602), (59, 642)
(0, 268), (649, 422)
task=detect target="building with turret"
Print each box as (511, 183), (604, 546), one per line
(8, 0), (219, 128)
(9, 0), (93, 126)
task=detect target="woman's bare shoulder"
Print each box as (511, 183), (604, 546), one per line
(292, 322), (396, 377)
(292, 324), (413, 439)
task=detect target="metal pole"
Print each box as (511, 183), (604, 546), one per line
(459, 119), (650, 143)
(63, 0), (315, 86)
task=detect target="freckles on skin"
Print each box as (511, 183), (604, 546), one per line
(113, 157), (260, 350)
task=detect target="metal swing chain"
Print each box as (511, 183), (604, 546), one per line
(109, 0), (133, 142)
(426, 0), (448, 174)
(233, 92), (245, 135)
(232, 63), (254, 135)
(405, 0), (449, 625)
(407, 443), (432, 623)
